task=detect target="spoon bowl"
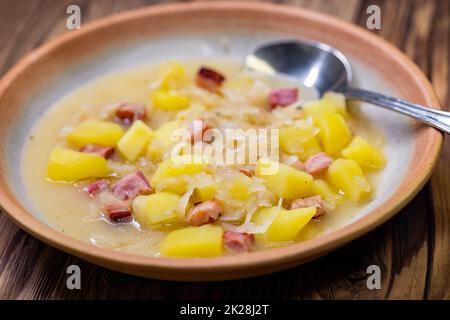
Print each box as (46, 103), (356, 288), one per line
(246, 40), (450, 134)
(246, 40), (352, 95)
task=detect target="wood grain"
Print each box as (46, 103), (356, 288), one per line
(0, 0), (448, 300)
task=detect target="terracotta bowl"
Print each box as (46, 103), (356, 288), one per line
(0, 2), (442, 281)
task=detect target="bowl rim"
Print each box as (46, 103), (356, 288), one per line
(0, 1), (442, 280)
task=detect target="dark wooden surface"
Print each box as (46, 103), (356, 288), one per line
(0, 0), (448, 300)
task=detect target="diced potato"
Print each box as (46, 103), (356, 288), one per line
(151, 158), (206, 184)
(151, 90), (189, 111)
(267, 207), (316, 242)
(67, 119), (124, 147)
(279, 123), (322, 161)
(147, 120), (182, 160)
(252, 206), (282, 244)
(159, 62), (186, 91)
(309, 179), (343, 208)
(132, 192), (181, 227)
(252, 206), (281, 226)
(161, 224), (224, 257)
(341, 136), (386, 170)
(47, 148), (109, 182)
(308, 111), (352, 155)
(303, 92), (348, 117)
(117, 120), (154, 162)
(255, 159), (313, 199)
(194, 184), (217, 202)
(326, 159), (371, 202)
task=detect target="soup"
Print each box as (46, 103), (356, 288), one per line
(22, 59), (386, 257)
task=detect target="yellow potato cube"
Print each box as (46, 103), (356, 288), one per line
(194, 184), (217, 202)
(147, 120), (182, 160)
(267, 207), (316, 242)
(67, 119), (124, 147)
(279, 124), (322, 161)
(326, 159), (371, 202)
(117, 120), (154, 162)
(47, 148), (109, 182)
(303, 92), (348, 117)
(252, 206), (281, 226)
(151, 158), (206, 184)
(132, 192), (181, 227)
(309, 179), (343, 208)
(161, 224), (224, 257)
(341, 136), (386, 170)
(151, 90), (189, 111)
(309, 111), (352, 155)
(255, 159), (313, 199)
(159, 62), (186, 91)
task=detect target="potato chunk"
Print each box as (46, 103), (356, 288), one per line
(47, 148), (109, 182)
(326, 159), (371, 202)
(67, 119), (124, 147)
(117, 120), (154, 162)
(251, 206), (281, 226)
(147, 120), (181, 160)
(150, 158), (207, 193)
(151, 91), (189, 111)
(159, 62), (186, 91)
(255, 159), (313, 199)
(161, 224), (224, 257)
(309, 111), (352, 155)
(267, 207), (316, 242)
(341, 136), (386, 169)
(194, 184), (217, 202)
(303, 92), (348, 117)
(132, 192), (181, 227)
(279, 123), (322, 161)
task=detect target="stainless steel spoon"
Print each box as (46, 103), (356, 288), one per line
(245, 40), (450, 134)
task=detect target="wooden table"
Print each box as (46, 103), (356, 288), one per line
(0, 0), (448, 300)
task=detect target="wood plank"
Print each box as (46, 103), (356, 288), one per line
(426, 0), (450, 299)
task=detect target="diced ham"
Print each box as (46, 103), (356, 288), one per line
(196, 67), (225, 93)
(115, 103), (146, 124)
(80, 144), (114, 159)
(239, 168), (254, 177)
(186, 199), (222, 226)
(291, 195), (327, 218)
(189, 119), (212, 144)
(304, 153), (333, 176)
(85, 180), (109, 196)
(290, 160), (305, 171)
(103, 200), (132, 222)
(111, 171), (153, 200)
(223, 231), (255, 252)
(268, 87), (299, 109)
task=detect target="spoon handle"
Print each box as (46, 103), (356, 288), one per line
(344, 87), (450, 135)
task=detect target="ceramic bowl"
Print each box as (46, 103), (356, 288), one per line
(0, 2), (442, 280)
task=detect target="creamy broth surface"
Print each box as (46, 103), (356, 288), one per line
(21, 59), (383, 257)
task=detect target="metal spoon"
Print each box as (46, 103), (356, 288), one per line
(245, 40), (450, 134)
